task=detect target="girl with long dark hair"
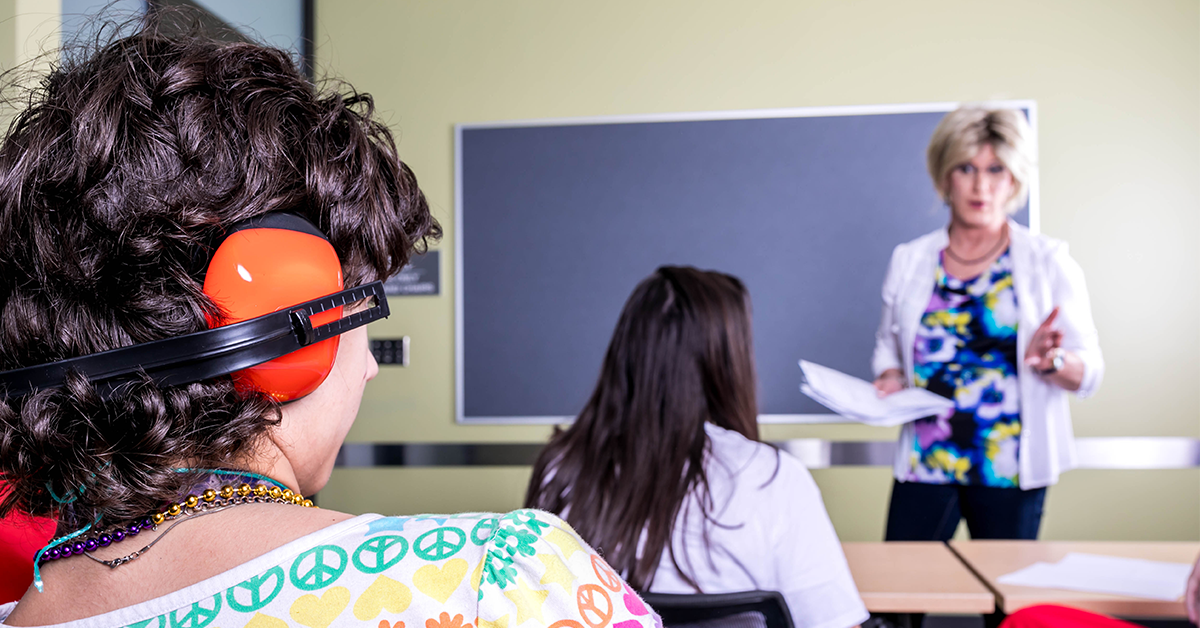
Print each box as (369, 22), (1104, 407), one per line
(526, 266), (868, 628)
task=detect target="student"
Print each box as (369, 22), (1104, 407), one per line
(0, 17), (656, 628)
(526, 266), (868, 628)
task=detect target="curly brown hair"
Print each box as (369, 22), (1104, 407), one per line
(0, 18), (439, 533)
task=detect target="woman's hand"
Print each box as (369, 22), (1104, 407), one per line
(1024, 307), (1064, 371)
(1024, 307), (1084, 391)
(873, 369), (904, 397)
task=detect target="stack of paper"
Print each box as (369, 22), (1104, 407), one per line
(798, 360), (954, 427)
(996, 553), (1191, 601)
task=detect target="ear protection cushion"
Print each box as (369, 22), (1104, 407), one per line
(202, 224), (344, 401)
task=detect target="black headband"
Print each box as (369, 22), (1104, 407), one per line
(0, 281), (388, 399)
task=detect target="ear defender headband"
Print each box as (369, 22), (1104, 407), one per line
(0, 213), (389, 401)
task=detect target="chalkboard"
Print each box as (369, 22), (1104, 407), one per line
(456, 102), (1035, 423)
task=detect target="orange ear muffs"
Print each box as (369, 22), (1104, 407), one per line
(0, 212), (386, 400)
(202, 215), (344, 401)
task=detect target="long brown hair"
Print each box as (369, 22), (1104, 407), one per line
(525, 266), (760, 590)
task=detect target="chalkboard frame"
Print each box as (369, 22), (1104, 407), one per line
(454, 100), (1039, 424)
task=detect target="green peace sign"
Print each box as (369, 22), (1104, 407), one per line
(471, 518), (499, 545)
(227, 566), (285, 613)
(289, 544), (349, 591)
(353, 535), (409, 573)
(169, 594), (222, 628)
(414, 526), (466, 561)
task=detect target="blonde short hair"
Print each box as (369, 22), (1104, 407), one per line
(926, 107), (1036, 213)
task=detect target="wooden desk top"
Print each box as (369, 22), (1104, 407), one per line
(842, 542), (994, 614)
(949, 540), (1200, 618)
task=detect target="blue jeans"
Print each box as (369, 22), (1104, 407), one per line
(884, 480), (1047, 541)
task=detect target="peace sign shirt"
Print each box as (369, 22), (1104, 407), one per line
(0, 510), (661, 628)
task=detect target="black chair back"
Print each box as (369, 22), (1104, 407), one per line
(639, 590), (794, 628)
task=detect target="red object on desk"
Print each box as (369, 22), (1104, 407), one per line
(0, 486), (55, 604)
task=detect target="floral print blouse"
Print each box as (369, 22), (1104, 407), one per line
(908, 249), (1021, 487)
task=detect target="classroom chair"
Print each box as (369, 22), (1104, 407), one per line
(639, 590), (795, 628)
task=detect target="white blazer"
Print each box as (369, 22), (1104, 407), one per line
(872, 220), (1104, 489)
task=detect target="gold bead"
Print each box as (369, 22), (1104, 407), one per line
(167, 503), (181, 517)
(220, 486), (234, 499)
(292, 494), (304, 505)
(238, 483), (252, 497)
(202, 489), (216, 502)
(184, 495), (199, 509)
(269, 487), (283, 500)
(151, 512), (166, 525)
(282, 489), (294, 501)
(253, 485), (268, 497)
(303, 499), (314, 508)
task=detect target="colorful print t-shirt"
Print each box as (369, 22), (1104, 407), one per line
(908, 249), (1021, 487)
(0, 510), (661, 628)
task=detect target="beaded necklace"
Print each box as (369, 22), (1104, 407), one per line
(33, 470), (314, 588)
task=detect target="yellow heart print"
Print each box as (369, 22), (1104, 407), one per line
(243, 613), (289, 628)
(353, 575), (414, 620)
(413, 558), (468, 603)
(289, 586), (351, 628)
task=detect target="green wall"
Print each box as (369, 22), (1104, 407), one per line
(1, 1), (1191, 542)
(313, 0), (1200, 541)
(0, 0), (59, 128)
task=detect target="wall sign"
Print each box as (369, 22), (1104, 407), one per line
(384, 250), (440, 296)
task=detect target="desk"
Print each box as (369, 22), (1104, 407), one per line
(950, 541), (1200, 618)
(842, 542), (994, 614)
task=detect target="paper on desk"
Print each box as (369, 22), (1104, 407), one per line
(996, 552), (1191, 602)
(798, 360), (955, 427)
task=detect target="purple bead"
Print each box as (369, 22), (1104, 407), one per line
(97, 534), (112, 547)
(84, 538), (99, 552)
(112, 529), (126, 542)
(46, 548), (61, 560)
(72, 541), (85, 554)
(141, 518), (152, 528)
(127, 524), (140, 536)
(58, 545), (72, 557)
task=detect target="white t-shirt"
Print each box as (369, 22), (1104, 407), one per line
(648, 423), (868, 628)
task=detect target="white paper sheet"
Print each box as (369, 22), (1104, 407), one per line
(798, 360), (955, 427)
(996, 552), (1191, 601)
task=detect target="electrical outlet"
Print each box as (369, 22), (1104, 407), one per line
(370, 337), (410, 366)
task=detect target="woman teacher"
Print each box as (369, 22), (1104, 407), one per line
(873, 107), (1104, 541)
